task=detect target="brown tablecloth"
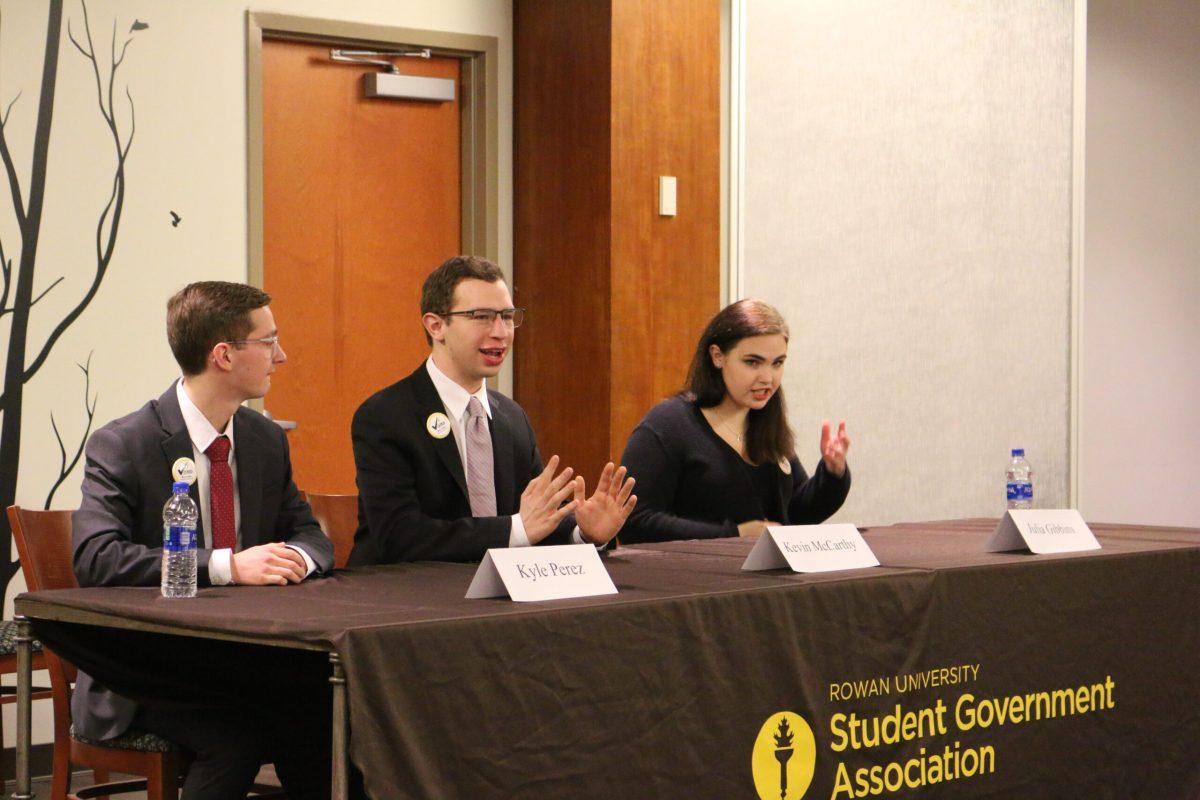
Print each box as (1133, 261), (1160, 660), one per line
(19, 520), (1200, 799)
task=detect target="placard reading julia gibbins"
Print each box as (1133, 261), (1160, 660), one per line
(465, 544), (618, 601)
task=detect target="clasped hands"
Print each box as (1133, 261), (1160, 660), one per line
(520, 455), (638, 546)
(230, 543), (307, 585)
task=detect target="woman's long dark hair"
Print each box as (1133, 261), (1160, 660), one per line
(683, 299), (795, 466)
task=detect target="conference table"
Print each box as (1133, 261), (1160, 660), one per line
(12, 519), (1200, 799)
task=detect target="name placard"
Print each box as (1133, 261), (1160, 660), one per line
(742, 524), (879, 573)
(465, 544), (618, 602)
(986, 509), (1100, 554)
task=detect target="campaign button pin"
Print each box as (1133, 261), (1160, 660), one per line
(172, 457), (197, 485)
(426, 412), (451, 439)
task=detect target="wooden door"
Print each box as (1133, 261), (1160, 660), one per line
(262, 38), (462, 493)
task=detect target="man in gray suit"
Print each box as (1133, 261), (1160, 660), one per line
(72, 281), (334, 800)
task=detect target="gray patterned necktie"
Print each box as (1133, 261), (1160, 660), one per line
(464, 396), (497, 517)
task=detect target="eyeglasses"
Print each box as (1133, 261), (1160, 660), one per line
(440, 308), (526, 328)
(225, 335), (282, 352)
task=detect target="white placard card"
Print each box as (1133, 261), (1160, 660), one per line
(742, 524), (879, 573)
(465, 544), (618, 602)
(986, 509), (1100, 554)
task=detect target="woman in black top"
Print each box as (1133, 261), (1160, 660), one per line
(619, 299), (851, 543)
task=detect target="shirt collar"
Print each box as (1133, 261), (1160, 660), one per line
(176, 379), (235, 458)
(425, 357), (491, 422)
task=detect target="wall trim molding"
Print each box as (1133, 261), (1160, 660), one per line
(1069, 0), (1087, 507)
(726, 0), (747, 303)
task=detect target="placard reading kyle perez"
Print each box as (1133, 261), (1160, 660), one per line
(466, 544), (617, 602)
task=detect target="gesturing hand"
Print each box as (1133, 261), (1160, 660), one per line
(230, 543), (307, 585)
(820, 420), (851, 477)
(520, 455), (579, 544)
(574, 462), (638, 546)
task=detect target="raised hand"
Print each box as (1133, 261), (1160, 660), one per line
(231, 543), (307, 585)
(574, 462), (638, 546)
(519, 455), (579, 544)
(820, 420), (851, 477)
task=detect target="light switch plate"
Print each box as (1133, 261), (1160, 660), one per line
(659, 176), (677, 216)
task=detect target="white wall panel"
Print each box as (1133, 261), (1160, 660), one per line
(743, 1), (1074, 525)
(1081, 0), (1200, 527)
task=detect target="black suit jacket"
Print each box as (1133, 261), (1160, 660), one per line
(348, 364), (574, 565)
(70, 382), (333, 739)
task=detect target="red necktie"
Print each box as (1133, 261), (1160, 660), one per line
(206, 435), (236, 551)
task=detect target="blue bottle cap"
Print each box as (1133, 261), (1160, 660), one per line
(1011, 448), (1025, 457)
(172, 481), (190, 493)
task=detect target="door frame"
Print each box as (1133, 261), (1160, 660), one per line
(247, 12), (498, 268)
(245, 13), (500, 387)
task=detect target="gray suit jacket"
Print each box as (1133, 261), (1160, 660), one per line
(70, 382), (333, 739)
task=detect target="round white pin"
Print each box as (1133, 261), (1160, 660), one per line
(779, 458), (792, 476)
(172, 457), (198, 485)
(426, 412), (451, 439)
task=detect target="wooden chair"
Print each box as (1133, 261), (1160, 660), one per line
(305, 492), (359, 569)
(8, 505), (187, 800)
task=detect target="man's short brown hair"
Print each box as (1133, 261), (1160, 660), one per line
(420, 255), (506, 344)
(167, 282), (272, 376)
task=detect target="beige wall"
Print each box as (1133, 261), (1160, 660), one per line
(0, 0), (511, 747)
(742, 0), (1076, 525)
(1081, 0), (1200, 526)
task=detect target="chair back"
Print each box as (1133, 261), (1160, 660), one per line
(8, 507), (78, 593)
(7, 505), (80, 716)
(305, 492), (358, 569)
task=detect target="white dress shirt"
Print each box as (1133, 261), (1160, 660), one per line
(425, 358), (586, 547)
(176, 380), (315, 583)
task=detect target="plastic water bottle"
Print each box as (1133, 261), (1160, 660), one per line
(162, 481), (198, 598)
(1006, 449), (1033, 510)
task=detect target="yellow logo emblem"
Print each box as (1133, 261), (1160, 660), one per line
(751, 711), (816, 800)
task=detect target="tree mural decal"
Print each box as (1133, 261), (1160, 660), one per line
(0, 0), (136, 602)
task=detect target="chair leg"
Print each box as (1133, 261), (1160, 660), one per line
(145, 760), (165, 800)
(91, 766), (110, 800)
(149, 750), (183, 800)
(50, 742), (71, 800)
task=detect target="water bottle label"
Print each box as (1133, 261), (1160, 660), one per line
(1006, 482), (1033, 501)
(164, 525), (196, 552)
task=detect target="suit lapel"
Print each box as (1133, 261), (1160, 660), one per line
(156, 382), (205, 530)
(411, 366), (469, 499)
(233, 411), (265, 546)
(489, 394), (516, 515)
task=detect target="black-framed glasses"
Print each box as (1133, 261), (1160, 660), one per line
(440, 308), (526, 328)
(225, 335), (281, 352)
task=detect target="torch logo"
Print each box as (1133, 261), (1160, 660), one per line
(751, 711), (816, 800)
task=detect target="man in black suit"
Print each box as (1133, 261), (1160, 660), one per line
(348, 255), (636, 565)
(72, 281), (334, 800)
